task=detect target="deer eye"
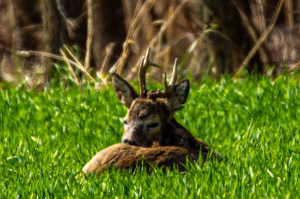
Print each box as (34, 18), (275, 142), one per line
(147, 123), (159, 129)
(123, 120), (128, 125)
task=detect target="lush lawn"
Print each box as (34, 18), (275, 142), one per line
(0, 75), (300, 198)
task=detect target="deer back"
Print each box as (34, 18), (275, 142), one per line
(82, 143), (207, 176)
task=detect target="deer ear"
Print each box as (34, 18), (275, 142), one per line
(167, 79), (190, 112)
(111, 73), (138, 108)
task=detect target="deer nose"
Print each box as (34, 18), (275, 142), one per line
(122, 140), (138, 146)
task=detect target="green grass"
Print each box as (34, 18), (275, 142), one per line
(1, 75), (300, 198)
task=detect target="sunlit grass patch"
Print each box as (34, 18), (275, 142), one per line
(0, 75), (300, 198)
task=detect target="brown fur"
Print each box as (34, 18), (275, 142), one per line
(127, 99), (170, 120)
(82, 143), (208, 176)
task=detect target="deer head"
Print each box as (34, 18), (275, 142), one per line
(111, 48), (190, 147)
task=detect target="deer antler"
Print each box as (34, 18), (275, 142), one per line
(147, 58), (178, 100)
(139, 48), (161, 98)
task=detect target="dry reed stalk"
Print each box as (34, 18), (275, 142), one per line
(288, 60), (300, 72)
(153, 5), (175, 75)
(7, 0), (21, 51)
(98, 43), (121, 87)
(60, 49), (80, 85)
(127, 0), (190, 79)
(199, 32), (218, 78)
(284, 0), (294, 27)
(257, 0), (266, 31)
(0, 54), (6, 81)
(39, 0), (53, 82)
(7, 0), (22, 77)
(84, 0), (93, 71)
(126, 0), (156, 41)
(163, 46), (171, 74)
(0, 44), (97, 84)
(98, 43), (115, 75)
(153, 20), (164, 65)
(164, 6), (174, 71)
(56, 0), (77, 38)
(5, 49), (75, 72)
(298, 1), (300, 23)
(2, 49), (63, 61)
(108, 53), (123, 74)
(198, 0), (208, 27)
(116, 0), (156, 73)
(63, 46), (84, 68)
(191, 35), (203, 77)
(63, 45), (95, 83)
(233, 0), (269, 64)
(234, 0), (285, 78)
(179, 30), (208, 69)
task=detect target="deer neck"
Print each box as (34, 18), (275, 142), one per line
(161, 118), (210, 152)
(161, 118), (196, 147)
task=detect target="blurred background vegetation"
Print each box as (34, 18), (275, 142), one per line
(0, 0), (299, 88)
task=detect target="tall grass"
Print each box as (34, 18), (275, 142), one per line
(0, 74), (300, 198)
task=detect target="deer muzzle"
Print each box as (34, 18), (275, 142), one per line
(122, 124), (143, 146)
(122, 140), (138, 146)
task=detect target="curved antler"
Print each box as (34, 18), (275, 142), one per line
(139, 48), (161, 98)
(147, 58), (178, 100)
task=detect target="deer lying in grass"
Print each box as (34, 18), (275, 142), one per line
(82, 143), (208, 175)
(83, 49), (215, 175)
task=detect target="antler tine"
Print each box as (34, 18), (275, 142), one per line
(139, 48), (161, 98)
(147, 58), (178, 99)
(168, 58), (177, 92)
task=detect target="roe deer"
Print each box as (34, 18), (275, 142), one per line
(111, 48), (210, 152)
(82, 49), (217, 175)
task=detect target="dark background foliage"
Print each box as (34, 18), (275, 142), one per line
(0, 0), (299, 86)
